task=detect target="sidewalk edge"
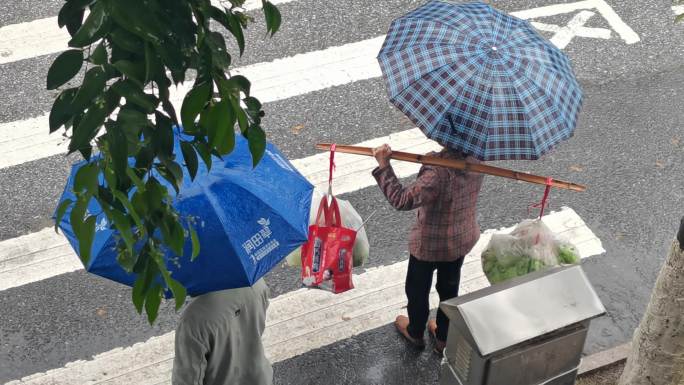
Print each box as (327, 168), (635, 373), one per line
(578, 342), (631, 376)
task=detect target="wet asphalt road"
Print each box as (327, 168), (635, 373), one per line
(1, 0), (683, 383)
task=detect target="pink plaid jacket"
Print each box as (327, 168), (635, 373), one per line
(372, 150), (484, 262)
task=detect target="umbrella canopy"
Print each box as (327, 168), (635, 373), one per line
(377, 0), (583, 160)
(56, 134), (313, 296)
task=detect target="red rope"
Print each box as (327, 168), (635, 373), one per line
(529, 177), (554, 220)
(328, 144), (336, 186)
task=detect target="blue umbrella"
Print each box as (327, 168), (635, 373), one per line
(56, 134), (313, 296)
(377, 1), (583, 160)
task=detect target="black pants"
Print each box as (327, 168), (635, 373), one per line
(406, 255), (464, 342)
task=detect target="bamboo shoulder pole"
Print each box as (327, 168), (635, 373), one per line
(316, 143), (586, 192)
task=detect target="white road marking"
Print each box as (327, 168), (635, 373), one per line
(0, 1), (640, 170)
(590, 0), (640, 44)
(510, 0), (595, 19)
(511, 0), (640, 45)
(6, 207), (605, 385)
(0, 36), (384, 170)
(549, 11), (599, 49)
(0, 0), (295, 65)
(530, 21), (611, 40)
(0, 127), (434, 291)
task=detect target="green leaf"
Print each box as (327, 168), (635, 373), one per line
(68, 2), (108, 47)
(203, 100), (236, 155)
(159, 214), (185, 256)
(106, 0), (166, 45)
(72, 67), (106, 110)
(113, 60), (146, 87)
(119, 106), (149, 126)
(90, 42), (107, 65)
(132, 256), (157, 312)
(153, 112), (175, 157)
(221, 75), (251, 98)
(58, 0), (89, 37)
(180, 141), (199, 180)
(243, 97), (261, 113)
(47, 50), (83, 90)
(132, 277), (146, 313)
(263, 1), (282, 36)
(105, 122), (129, 179)
(180, 82), (212, 131)
(134, 146), (154, 172)
(109, 26), (144, 53)
(167, 278), (187, 311)
(116, 249), (137, 273)
(189, 224), (200, 262)
(69, 103), (106, 154)
(74, 162), (99, 194)
(193, 141), (213, 170)
(112, 190), (143, 231)
(126, 168), (146, 192)
(206, 32), (231, 70)
(145, 285), (163, 324)
(106, 206), (135, 251)
(70, 198), (96, 265)
(158, 160), (184, 194)
(676, 13), (684, 23)
(146, 177), (166, 200)
(79, 146), (93, 161)
(231, 97), (249, 133)
(144, 42), (161, 83)
(102, 165), (118, 192)
(112, 80), (158, 112)
(54, 199), (73, 233)
(131, 191), (148, 218)
(49, 88), (78, 133)
(247, 124), (266, 167)
(226, 11), (246, 56)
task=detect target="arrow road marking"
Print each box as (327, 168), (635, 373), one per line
(549, 11), (602, 49)
(511, 0), (640, 47)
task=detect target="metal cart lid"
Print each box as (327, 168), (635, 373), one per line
(440, 265), (606, 356)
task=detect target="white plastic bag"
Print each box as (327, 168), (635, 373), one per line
(286, 189), (370, 267)
(482, 219), (579, 284)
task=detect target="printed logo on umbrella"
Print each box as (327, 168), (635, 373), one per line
(242, 218), (280, 264)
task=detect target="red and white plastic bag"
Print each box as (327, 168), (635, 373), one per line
(299, 144), (357, 294)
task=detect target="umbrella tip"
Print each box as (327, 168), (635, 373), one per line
(678, 217), (684, 251)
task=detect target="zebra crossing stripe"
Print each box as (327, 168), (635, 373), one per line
(0, 36), (384, 171)
(5, 206), (605, 385)
(0, 127), (435, 291)
(0, 0), (296, 65)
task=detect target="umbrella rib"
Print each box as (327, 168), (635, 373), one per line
(504, 44), (576, 87)
(200, 183), (253, 285)
(389, 16), (489, 51)
(498, 58), (568, 159)
(506, 50), (578, 128)
(431, 56), (493, 156)
(387, 50), (490, 107)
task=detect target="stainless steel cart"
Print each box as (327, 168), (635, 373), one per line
(439, 265), (606, 385)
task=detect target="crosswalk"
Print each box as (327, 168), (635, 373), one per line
(7, 208), (604, 385)
(0, 0), (618, 384)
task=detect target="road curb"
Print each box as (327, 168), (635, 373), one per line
(578, 342), (631, 376)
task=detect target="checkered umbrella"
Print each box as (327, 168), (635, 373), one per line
(377, 1), (583, 160)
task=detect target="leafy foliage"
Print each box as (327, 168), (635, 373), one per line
(50, 0), (282, 323)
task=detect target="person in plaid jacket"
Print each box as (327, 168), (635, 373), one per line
(372, 144), (484, 355)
